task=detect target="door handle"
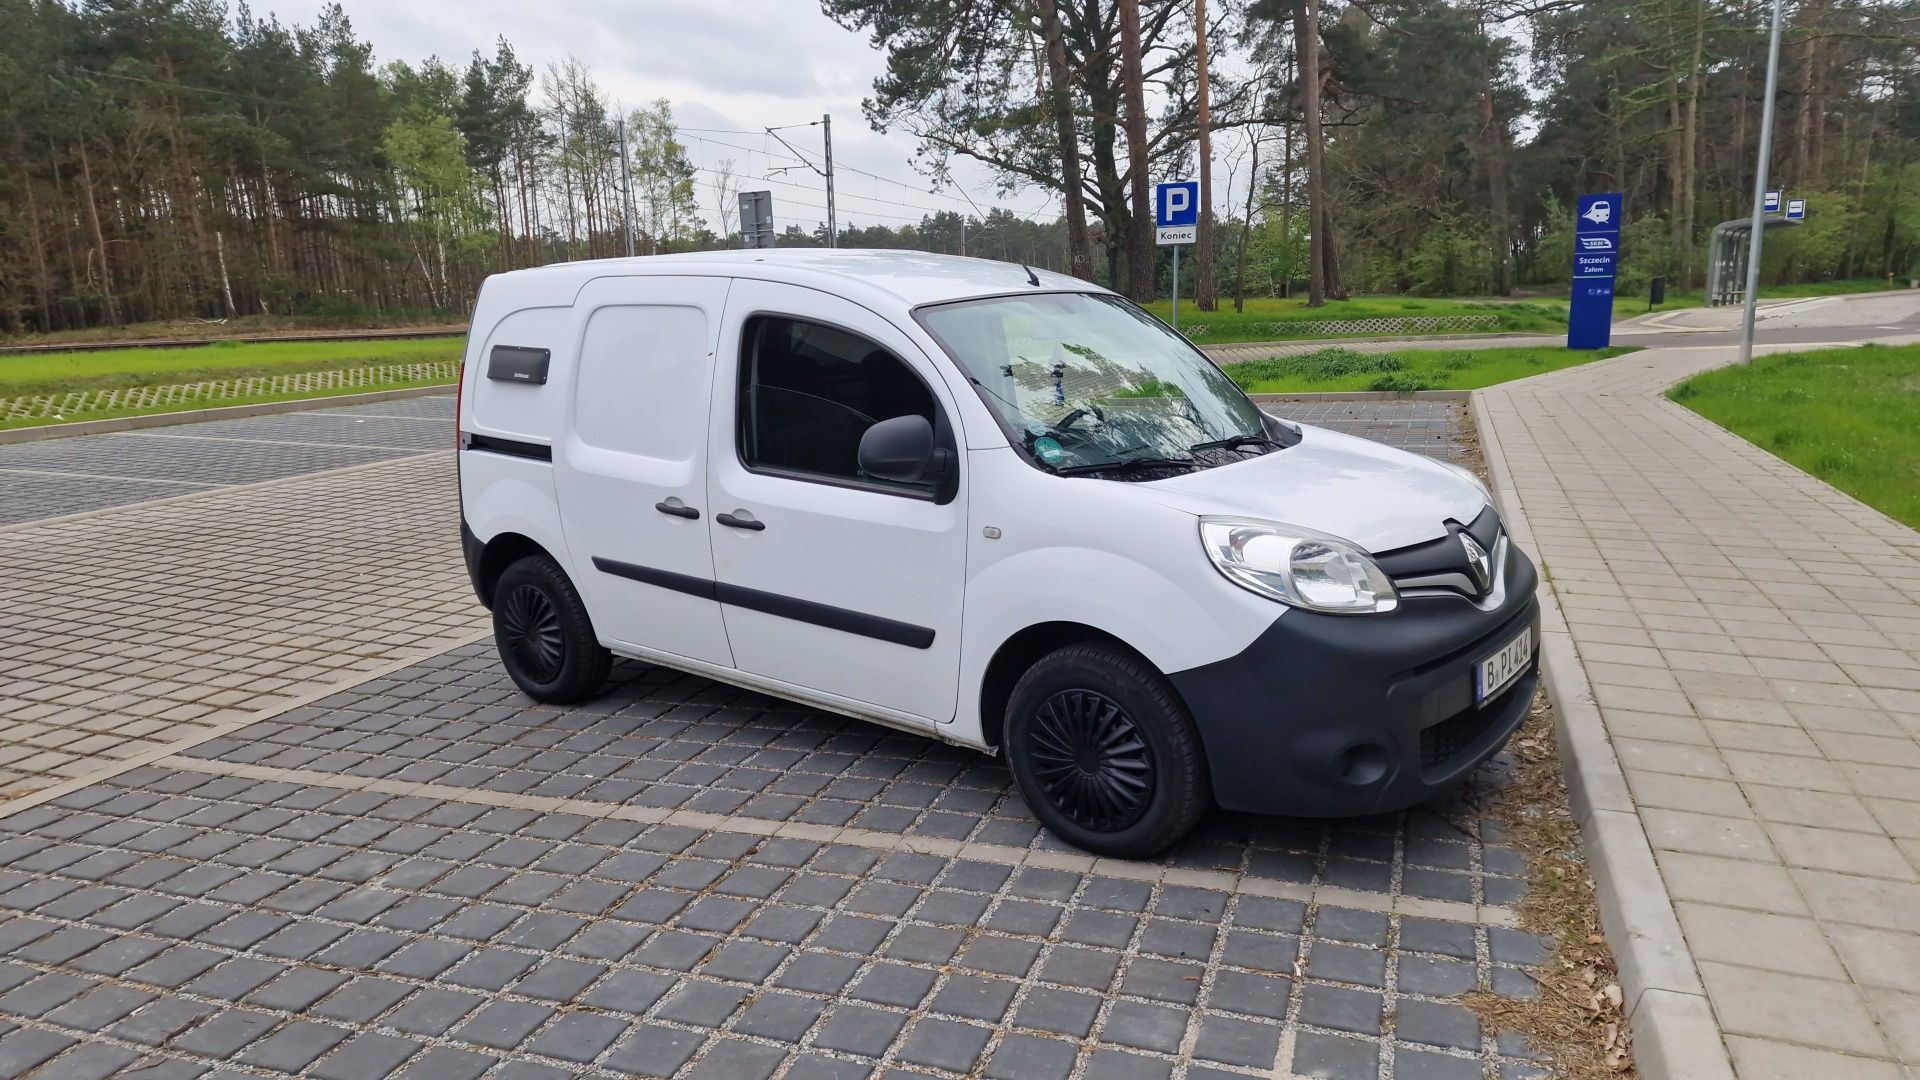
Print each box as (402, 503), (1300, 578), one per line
(654, 501), (700, 520)
(715, 511), (765, 531)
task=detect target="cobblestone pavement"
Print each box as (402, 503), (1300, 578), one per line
(0, 645), (1555, 1080)
(0, 450), (486, 801)
(0, 396), (452, 524)
(1256, 399), (1472, 463)
(1480, 342), (1920, 1078)
(0, 388), (1557, 1078)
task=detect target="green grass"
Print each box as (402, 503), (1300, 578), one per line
(0, 338), (463, 398)
(1223, 345), (1638, 394)
(1668, 343), (1920, 528)
(1145, 296), (1569, 344)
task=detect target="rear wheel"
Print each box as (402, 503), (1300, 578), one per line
(1004, 644), (1209, 858)
(493, 555), (611, 704)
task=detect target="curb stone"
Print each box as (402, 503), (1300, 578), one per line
(1469, 389), (1736, 1080)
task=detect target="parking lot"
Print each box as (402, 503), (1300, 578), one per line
(0, 394), (1553, 1079)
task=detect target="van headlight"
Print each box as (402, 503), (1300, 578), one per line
(1200, 518), (1399, 615)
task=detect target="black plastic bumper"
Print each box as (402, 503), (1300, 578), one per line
(1169, 543), (1540, 818)
(460, 519), (490, 609)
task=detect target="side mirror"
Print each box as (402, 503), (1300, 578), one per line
(857, 414), (939, 484)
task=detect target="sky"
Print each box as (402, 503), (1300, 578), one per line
(310, 0), (1070, 236)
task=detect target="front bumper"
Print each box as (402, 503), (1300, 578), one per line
(1168, 541), (1539, 818)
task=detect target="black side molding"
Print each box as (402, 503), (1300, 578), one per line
(590, 557), (935, 649)
(716, 581), (935, 649)
(463, 433), (552, 462)
(592, 557), (716, 600)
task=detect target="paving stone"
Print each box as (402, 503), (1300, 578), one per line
(736, 992), (829, 1042)
(985, 1033), (1078, 1080)
(815, 1004), (909, 1057)
(525, 1011), (627, 1063)
(1394, 998), (1481, 1051)
(311, 1032), (424, 1080)
(1291, 1030), (1381, 1079)
(603, 1023), (706, 1076)
(1299, 984), (1384, 1036)
(1102, 999), (1188, 1053)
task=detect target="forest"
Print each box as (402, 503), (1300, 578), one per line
(0, 0), (1916, 333)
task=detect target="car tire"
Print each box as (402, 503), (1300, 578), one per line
(492, 555), (612, 704)
(1004, 643), (1210, 858)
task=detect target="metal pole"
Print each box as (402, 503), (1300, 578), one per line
(822, 114), (837, 248)
(1738, 0), (1787, 365)
(616, 116), (636, 257)
(1171, 246), (1180, 331)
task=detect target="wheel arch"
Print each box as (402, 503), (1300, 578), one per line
(979, 621), (1169, 751)
(473, 531), (556, 609)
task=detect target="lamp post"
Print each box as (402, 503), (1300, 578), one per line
(1738, 0), (1787, 365)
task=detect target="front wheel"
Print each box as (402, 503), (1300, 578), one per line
(1004, 644), (1210, 858)
(493, 555), (612, 704)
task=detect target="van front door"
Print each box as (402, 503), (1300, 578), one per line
(706, 281), (967, 726)
(556, 276), (734, 668)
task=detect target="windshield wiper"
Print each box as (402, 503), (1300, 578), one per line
(1051, 456), (1199, 477)
(1189, 433), (1286, 454)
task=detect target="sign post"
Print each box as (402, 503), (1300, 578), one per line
(1154, 180), (1199, 330)
(1569, 192), (1623, 350)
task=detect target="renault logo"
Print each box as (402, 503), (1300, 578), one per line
(1460, 534), (1492, 592)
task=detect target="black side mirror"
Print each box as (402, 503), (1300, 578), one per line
(857, 414), (939, 483)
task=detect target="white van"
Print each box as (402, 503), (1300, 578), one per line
(457, 251), (1538, 857)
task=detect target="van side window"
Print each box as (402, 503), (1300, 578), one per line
(738, 316), (936, 489)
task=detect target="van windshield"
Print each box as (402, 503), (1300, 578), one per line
(917, 292), (1271, 475)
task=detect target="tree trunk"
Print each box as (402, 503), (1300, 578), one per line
(1234, 132), (1258, 313)
(1296, 0), (1327, 307)
(76, 140), (119, 325)
(1118, 0), (1155, 302)
(1479, 61), (1512, 296)
(1037, 0), (1093, 280)
(1195, 0), (1216, 311)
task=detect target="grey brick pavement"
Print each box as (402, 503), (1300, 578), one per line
(1258, 399), (1472, 464)
(1480, 342), (1920, 1078)
(0, 382), (1557, 1077)
(0, 396), (452, 524)
(0, 455), (486, 799)
(0, 717), (1554, 1079)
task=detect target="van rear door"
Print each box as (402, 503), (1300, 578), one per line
(555, 276), (735, 668)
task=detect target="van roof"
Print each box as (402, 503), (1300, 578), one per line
(483, 249), (1106, 309)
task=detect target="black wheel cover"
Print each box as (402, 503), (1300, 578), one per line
(499, 582), (565, 684)
(1027, 689), (1155, 832)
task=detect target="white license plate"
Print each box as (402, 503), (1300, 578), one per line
(1475, 628), (1534, 703)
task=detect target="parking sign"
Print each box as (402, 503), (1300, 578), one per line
(1154, 180), (1198, 245)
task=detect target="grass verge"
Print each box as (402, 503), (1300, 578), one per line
(3, 313), (461, 347)
(0, 373), (455, 431)
(1144, 296), (1567, 344)
(1223, 345), (1637, 394)
(1668, 343), (1920, 529)
(1, 339), (464, 399)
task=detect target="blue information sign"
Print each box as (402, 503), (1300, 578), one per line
(1569, 193), (1623, 350)
(1785, 198), (1806, 221)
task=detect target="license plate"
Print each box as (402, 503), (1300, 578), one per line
(1475, 628), (1534, 703)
